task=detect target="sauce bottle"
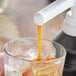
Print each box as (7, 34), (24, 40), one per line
(53, 11), (76, 76)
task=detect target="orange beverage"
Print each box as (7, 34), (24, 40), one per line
(22, 56), (59, 76)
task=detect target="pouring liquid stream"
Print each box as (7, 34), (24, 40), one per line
(37, 25), (41, 60)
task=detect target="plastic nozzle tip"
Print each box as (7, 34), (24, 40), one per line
(34, 13), (44, 25)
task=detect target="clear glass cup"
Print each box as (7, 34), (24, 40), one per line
(4, 38), (66, 76)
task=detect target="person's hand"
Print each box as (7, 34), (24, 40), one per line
(0, 53), (4, 76)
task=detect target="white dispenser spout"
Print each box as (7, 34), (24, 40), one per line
(34, 0), (75, 25)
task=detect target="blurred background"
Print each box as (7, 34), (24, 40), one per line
(0, 0), (66, 52)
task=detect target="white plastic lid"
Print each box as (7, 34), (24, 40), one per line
(63, 11), (76, 36)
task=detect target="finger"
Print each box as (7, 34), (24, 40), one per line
(0, 53), (4, 76)
(0, 53), (4, 65)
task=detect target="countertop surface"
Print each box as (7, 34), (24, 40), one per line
(0, 0), (65, 52)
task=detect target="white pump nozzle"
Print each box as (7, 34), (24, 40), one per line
(34, 0), (74, 25)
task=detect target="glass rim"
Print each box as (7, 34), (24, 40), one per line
(4, 37), (66, 63)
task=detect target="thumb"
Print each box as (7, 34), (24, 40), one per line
(0, 53), (4, 76)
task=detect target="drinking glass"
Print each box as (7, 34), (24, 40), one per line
(4, 38), (66, 76)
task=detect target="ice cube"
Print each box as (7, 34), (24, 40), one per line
(28, 47), (45, 59)
(50, 51), (56, 58)
(5, 65), (19, 76)
(34, 65), (58, 76)
(8, 57), (30, 71)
